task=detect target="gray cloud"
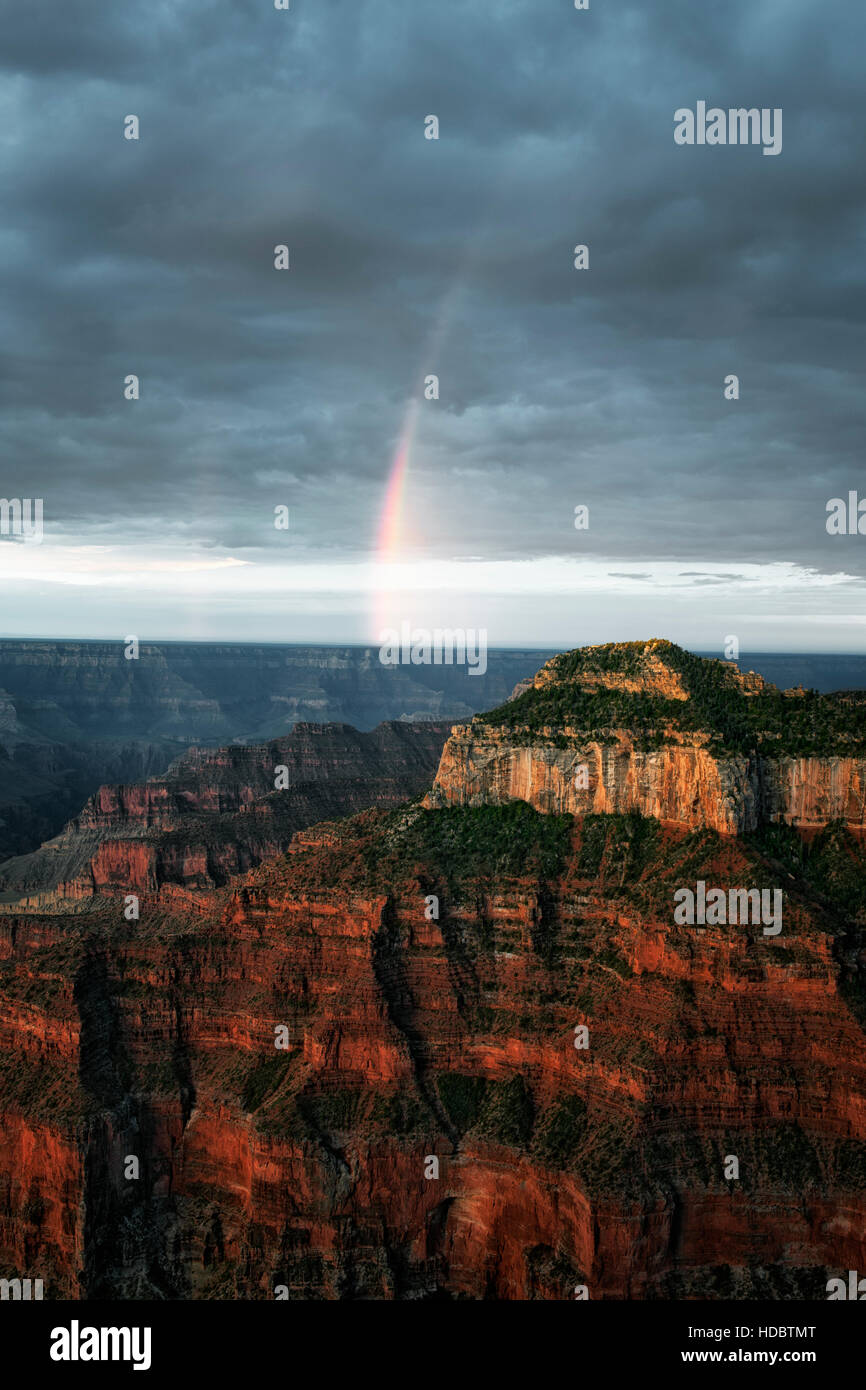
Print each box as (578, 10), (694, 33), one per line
(0, 0), (864, 640)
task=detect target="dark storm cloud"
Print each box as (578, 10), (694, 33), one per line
(0, 0), (864, 577)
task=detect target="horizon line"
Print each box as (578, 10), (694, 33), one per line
(2, 635), (866, 659)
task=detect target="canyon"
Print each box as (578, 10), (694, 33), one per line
(0, 639), (547, 860)
(1, 639), (865, 1301)
(0, 719), (451, 902)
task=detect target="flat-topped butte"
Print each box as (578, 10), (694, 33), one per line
(474, 640), (866, 757)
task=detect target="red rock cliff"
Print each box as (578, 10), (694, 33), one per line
(2, 801), (866, 1299)
(0, 720), (452, 899)
(2, 640), (866, 1301)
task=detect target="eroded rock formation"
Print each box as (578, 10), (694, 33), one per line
(429, 641), (866, 835)
(2, 640), (866, 1300)
(0, 720), (451, 900)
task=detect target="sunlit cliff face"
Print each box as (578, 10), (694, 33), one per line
(2, 640), (866, 1298)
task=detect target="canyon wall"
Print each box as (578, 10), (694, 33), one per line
(2, 806), (866, 1299)
(0, 640), (548, 860)
(3, 640), (866, 1300)
(0, 720), (452, 899)
(427, 726), (866, 836)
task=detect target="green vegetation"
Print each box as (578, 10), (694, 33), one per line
(241, 1054), (295, 1113)
(137, 1056), (188, 1095)
(645, 1123), (823, 1192)
(523, 1244), (583, 1297)
(368, 1090), (429, 1137)
(474, 1076), (534, 1146)
(756, 1125), (825, 1188)
(595, 947), (633, 979)
(298, 1087), (362, 1133)
(365, 801), (572, 899)
(435, 1074), (647, 1194)
(654, 1264), (830, 1302)
(0, 1050), (87, 1124)
(532, 1095), (588, 1168)
(436, 1072), (534, 1146)
(436, 1073), (487, 1132)
(576, 812), (665, 903)
(829, 1138), (866, 1188)
(476, 639), (866, 757)
(750, 820), (866, 920)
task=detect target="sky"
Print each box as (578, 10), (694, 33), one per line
(1, 0), (865, 653)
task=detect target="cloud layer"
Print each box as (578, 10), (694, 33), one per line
(1, 0), (864, 648)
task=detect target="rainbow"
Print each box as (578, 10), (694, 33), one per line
(371, 397), (421, 641)
(371, 272), (475, 640)
(376, 398), (420, 561)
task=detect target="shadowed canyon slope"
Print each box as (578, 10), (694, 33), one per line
(0, 640), (548, 860)
(2, 640), (866, 1300)
(0, 720), (451, 902)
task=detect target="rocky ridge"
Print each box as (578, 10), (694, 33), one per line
(0, 720), (451, 903)
(2, 640), (866, 1300)
(429, 640), (866, 835)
